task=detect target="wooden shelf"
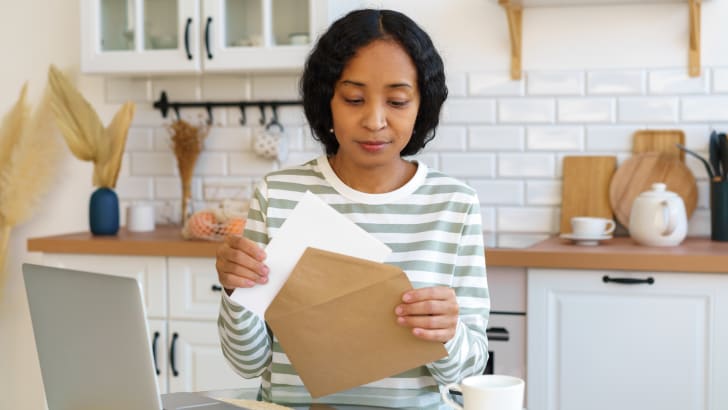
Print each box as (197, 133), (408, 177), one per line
(496, 0), (706, 79)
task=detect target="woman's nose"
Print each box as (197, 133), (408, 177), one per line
(361, 104), (387, 131)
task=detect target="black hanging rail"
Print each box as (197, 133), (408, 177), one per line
(152, 91), (302, 125)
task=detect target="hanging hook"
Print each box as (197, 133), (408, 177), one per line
(258, 104), (267, 125)
(205, 103), (213, 125)
(173, 105), (181, 121)
(238, 104), (247, 125)
(266, 104), (284, 132)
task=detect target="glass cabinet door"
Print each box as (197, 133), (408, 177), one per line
(99, 0), (136, 51)
(223, 0), (263, 48)
(143, 0), (180, 50)
(271, 0), (310, 47)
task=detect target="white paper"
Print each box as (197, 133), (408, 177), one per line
(230, 191), (392, 318)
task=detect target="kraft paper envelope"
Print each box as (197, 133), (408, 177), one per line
(264, 247), (448, 399)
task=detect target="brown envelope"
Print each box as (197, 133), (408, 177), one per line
(264, 247), (448, 398)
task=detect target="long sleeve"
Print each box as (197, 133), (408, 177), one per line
(426, 199), (490, 384)
(218, 181), (273, 379)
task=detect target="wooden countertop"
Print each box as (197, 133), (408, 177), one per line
(27, 227), (728, 273)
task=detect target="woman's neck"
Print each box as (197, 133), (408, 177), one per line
(328, 155), (417, 194)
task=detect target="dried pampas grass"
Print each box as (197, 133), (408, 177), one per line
(0, 82), (61, 290)
(48, 65), (134, 188)
(168, 119), (208, 225)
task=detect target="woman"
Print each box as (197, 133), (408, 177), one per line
(215, 9), (489, 409)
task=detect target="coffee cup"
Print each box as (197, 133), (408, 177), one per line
(571, 216), (615, 237)
(441, 374), (524, 410)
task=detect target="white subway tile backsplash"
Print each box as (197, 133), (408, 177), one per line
(685, 153), (711, 180)
(440, 153), (495, 177)
(469, 126), (524, 151)
(447, 72), (467, 97)
(527, 71), (583, 96)
(682, 97), (728, 122)
(618, 97), (678, 123)
(468, 180), (524, 205)
(526, 126), (583, 151)
(697, 181), (710, 209)
(131, 152), (177, 176)
(279, 151), (320, 168)
(712, 68), (728, 93)
(105, 77), (150, 103)
(194, 152), (228, 176)
(497, 207), (559, 232)
(115, 177), (154, 200)
(413, 153), (439, 170)
(201, 75), (249, 99)
(480, 207), (496, 232)
(498, 154), (555, 177)
(151, 77), (200, 101)
(155, 177), (183, 199)
(204, 127), (252, 151)
(687, 209), (711, 237)
(670, 124), (710, 151)
(425, 126), (467, 151)
(649, 69), (708, 95)
(251, 75), (300, 99)
(498, 98), (555, 124)
(202, 178), (253, 201)
(442, 99), (496, 123)
(228, 152), (279, 176)
(125, 128), (154, 151)
(587, 70), (644, 95)
(558, 98), (614, 123)
(469, 71), (523, 96)
(526, 181), (562, 205)
(586, 125), (639, 151)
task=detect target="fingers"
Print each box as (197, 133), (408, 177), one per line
(395, 286), (459, 343)
(216, 236), (269, 290)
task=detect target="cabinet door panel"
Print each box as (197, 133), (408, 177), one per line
(169, 257), (224, 320)
(528, 269), (727, 410)
(41, 254), (167, 318)
(168, 321), (261, 393)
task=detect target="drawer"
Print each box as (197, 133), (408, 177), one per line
(487, 266), (526, 313)
(168, 257), (224, 320)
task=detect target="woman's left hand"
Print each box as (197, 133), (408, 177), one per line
(395, 286), (459, 343)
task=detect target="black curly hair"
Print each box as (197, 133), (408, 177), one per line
(300, 9), (447, 156)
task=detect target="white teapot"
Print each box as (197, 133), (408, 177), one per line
(628, 183), (688, 247)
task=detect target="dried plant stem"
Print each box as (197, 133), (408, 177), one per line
(0, 224), (11, 291)
(169, 119), (208, 225)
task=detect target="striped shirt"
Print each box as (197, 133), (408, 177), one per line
(218, 155), (489, 409)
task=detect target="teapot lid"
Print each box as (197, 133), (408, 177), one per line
(639, 182), (678, 198)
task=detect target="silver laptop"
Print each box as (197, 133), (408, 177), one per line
(23, 263), (246, 410)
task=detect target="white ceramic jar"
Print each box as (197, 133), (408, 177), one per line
(628, 183), (688, 247)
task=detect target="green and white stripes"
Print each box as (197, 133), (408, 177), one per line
(218, 156), (489, 408)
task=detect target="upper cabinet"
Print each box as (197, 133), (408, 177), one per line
(80, 0), (363, 74)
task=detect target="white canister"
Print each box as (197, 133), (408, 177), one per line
(126, 203), (156, 232)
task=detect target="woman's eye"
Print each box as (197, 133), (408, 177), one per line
(344, 98), (363, 105)
(389, 100), (409, 108)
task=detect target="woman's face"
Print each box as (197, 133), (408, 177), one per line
(330, 39), (420, 168)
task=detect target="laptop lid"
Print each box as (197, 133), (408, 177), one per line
(23, 263), (163, 410)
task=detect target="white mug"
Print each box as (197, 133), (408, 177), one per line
(441, 374), (524, 410)
(126, 203), (156, 232)
(571, 216), (616, 237)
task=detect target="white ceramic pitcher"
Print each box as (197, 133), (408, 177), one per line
(628, 183), (687, 247)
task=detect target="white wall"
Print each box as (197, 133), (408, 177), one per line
(2, 0), (728, 409)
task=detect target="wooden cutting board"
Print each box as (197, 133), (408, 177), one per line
(560, 156), (617, 233)
(609, 152), (697, 228)
(633, 129), (685, 162)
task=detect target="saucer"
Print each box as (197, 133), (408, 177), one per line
(559, 233), (613, 246)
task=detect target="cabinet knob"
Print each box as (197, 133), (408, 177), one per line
(211, 284), (223, 292)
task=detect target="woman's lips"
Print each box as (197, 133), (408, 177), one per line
(359, 141), (388, 152)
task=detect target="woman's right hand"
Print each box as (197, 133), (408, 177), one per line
(216, 235), (269, 295)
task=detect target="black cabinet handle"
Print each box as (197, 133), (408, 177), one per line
(170, 332), (179, 377)
(152, 331), (161, 375)
(486, 326), (510, 342)
(211, 284), (223, 292)
(602, 275), (655, 285)
(205, 17), (213, 59)
(184, 18), (192, 60)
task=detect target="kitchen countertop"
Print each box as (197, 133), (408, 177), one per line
(27, 226), (728, 273)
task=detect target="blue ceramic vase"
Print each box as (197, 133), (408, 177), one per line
(89, 187), (119, 235)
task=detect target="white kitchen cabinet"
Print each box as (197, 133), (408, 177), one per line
(80, 0), (363, 74)
(527, 268), (728, 410)
(38, 253), (260, 394)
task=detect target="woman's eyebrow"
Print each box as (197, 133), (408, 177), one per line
(339, 80), (413, 89)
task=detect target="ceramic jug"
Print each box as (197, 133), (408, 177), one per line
(629, 183), (687, 247)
